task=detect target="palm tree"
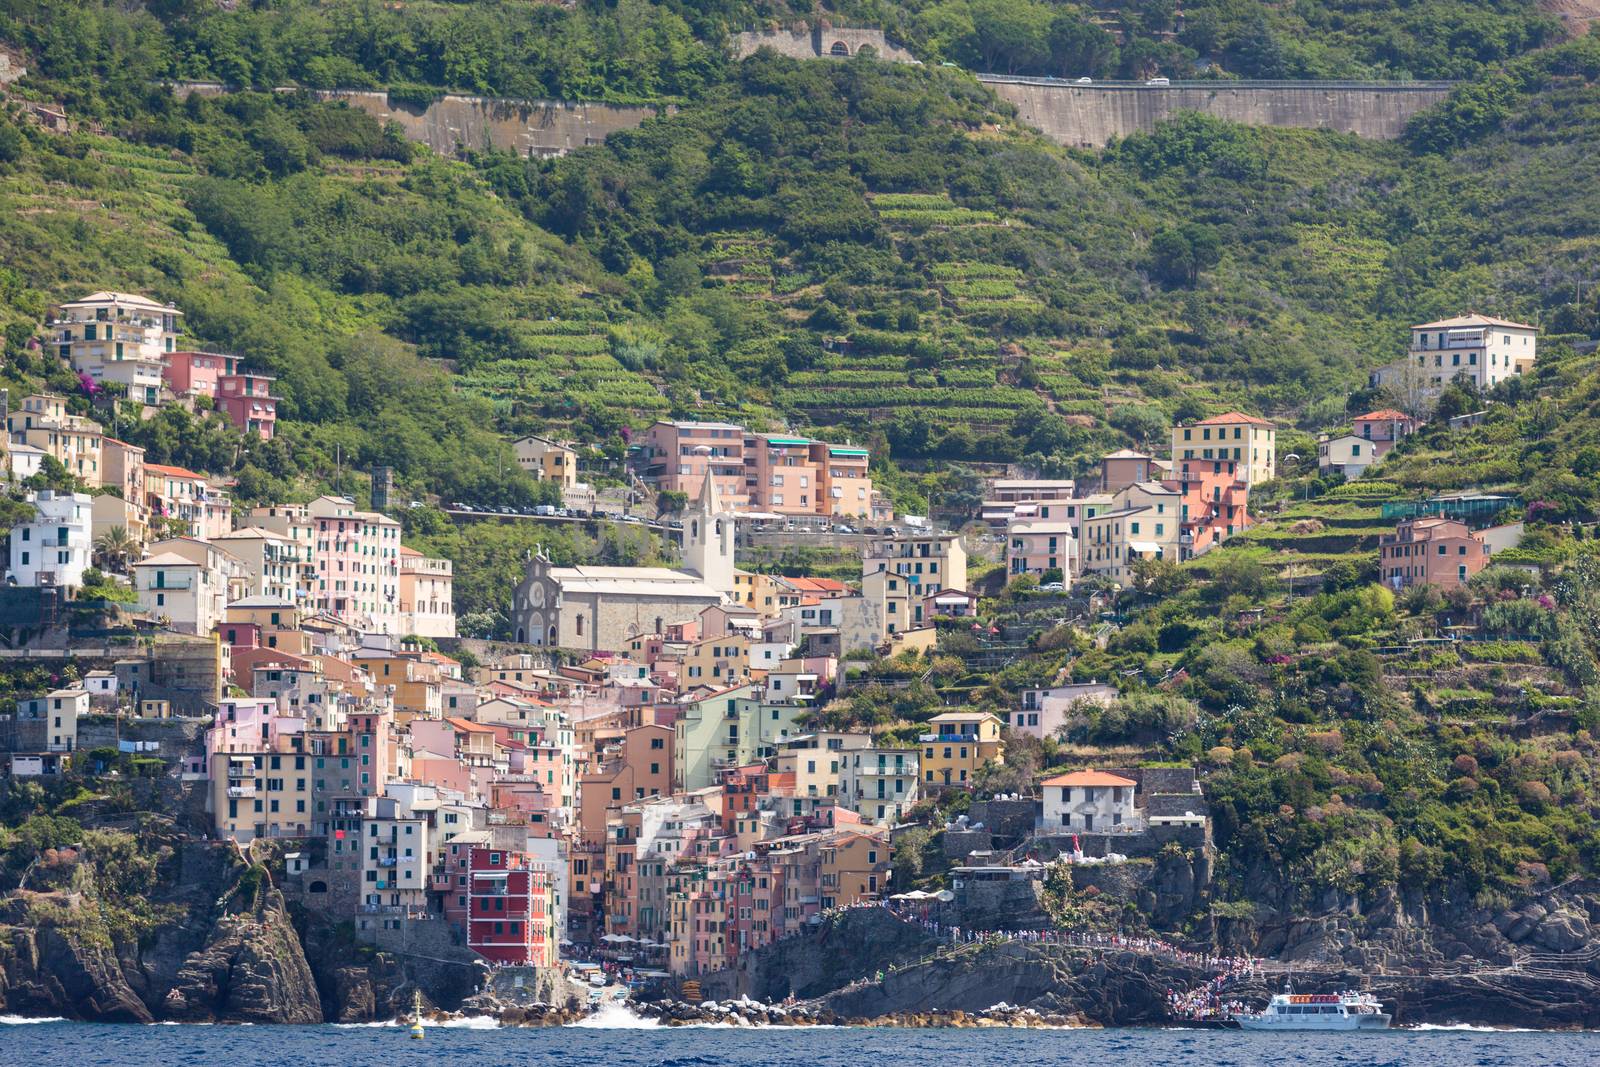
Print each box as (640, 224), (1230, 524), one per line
(94, 526), (137, 574)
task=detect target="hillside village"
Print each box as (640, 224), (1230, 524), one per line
(6, 0), (1600, 1031)
(0, 284), (1572, 1002)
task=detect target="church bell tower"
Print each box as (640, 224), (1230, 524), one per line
(682, 473), (736, 599)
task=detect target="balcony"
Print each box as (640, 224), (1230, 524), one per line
(377, 856), (398, 868)
(227, 784), (256, 798)
(356, 904), (430, 917)
(226, 764), (255, 779)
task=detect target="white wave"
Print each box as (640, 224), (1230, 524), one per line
(1408, 1023), (1542, 1033)
(567, 1001), (661, 1029)
(0, 1015), (65, 1025)
(431, 1015), (501, 1029)
(332, 1020), (402, 1028)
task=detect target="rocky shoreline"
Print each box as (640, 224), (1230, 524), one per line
(631, 997), (1095, 1028)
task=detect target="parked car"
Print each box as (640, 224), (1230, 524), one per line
(1145, 76), (1170, 86)
(1041, 582), (1066, 593)
(1075, 77), (1092, 84)
(837, 524), (856, 534)
(535, 505), (556, 516)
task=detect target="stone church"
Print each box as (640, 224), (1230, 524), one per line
(511, 476), (736, 652)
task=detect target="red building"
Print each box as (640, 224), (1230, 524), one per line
(1165, 463), (1253, 560)
(162, 351), (278, 440)
(466, 845), (555, 966)
(217, 369), (278, 440)
(164, 350), (233, 399)
(719, 762), (772, 835)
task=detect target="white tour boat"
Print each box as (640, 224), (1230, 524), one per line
(1234, 986), (1391, 1030)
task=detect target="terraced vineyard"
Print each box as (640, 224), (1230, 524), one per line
(700, 232), (775, 298)
(456, 319), (670, 420)
(869, 192), (1002, 229)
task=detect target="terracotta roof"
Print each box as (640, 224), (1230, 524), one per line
(1355, 409), (1413, 422)
(446, 717), (497, 734)
(145, 462), (207, 480)
(1042, 770), (1137, 788)
(1188, 411), (1274, 428)
(1412, 313), (1536, 330)
(784, 576), (849, 593)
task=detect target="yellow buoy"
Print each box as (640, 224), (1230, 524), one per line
(409, 989), (425, 1040)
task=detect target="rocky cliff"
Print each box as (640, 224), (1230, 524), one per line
(694, 884), (1600, 1028)
(0, 833), (480, 1023)
(160, 866), (322, 1024)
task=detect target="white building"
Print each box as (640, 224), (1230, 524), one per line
(213, 527), (306, 603)
(7, 442), (45, 481)
(398, 547), (456, 639)
(51, 291), (181, 406)
(7, 489), (93, 590)
(1317, 434), (1379, 478)
(837, 746), (919, 825)
(1373, 313), (1538, 401)
(132, 538), (244, 634)
(1040, 769), (1140, 832)
(1007, 681), (1118, 738)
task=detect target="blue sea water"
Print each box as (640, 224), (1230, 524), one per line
(3, 1015), (1598, 1067)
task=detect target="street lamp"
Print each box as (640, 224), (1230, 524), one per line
(1283, 453), (1310, 503)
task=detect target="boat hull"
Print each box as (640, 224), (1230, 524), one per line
(1237, 1013), (1391, 1031)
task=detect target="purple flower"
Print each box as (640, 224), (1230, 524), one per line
(78, 371), (101, 396)
(1525, 500), (1559, 522)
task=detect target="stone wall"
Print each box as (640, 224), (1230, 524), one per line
(169, 83), (662, 157)
(733, 25), (917, 63)
(1028, 822), (1208, 861)
(77, 715), (208, 757)
(967, 797), (1039, 841)
(981, 78), (1455, 149)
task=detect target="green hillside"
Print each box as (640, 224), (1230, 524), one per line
(1, 5), (1600, 590)
(2, 0), (1600, 944)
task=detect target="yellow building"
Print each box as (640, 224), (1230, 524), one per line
(1171, 412), (1276, 489)
(350, 654), (442, 722)
(683, 633), (751, 686)
(513, 434), (579, 489)
(820, 829), (892, 909)
(211, 750), (313, 841)
(919, 711), (1004, 789)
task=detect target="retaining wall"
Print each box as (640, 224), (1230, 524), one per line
(981, 77), (1455, 148)
(170, 83), (663, 157)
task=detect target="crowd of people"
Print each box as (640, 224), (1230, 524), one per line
(882, 904), (1260, 976)
(1168, 973), (1252, 1021)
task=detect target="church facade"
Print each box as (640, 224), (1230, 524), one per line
(510, 477), (737, 652)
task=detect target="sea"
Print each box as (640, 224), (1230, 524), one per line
(3, 1007), (1597, 1067)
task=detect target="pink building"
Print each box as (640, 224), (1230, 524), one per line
(638, 421), (872, 518)
(163, 350), (235, 399)
(217, 369), (277, 440)
(1379, 517), (1490, 590)
(308, 495), (401, 631)
(1351, 409), (1419, 456)
(640, 421), (751, 509)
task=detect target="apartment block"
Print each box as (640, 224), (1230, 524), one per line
(51, 291), (180, 405)
(1379, 517), (1491, 591)
(7, 489), (92, 590)
(1172, 412), (1276, 489)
